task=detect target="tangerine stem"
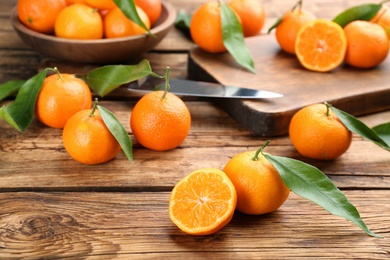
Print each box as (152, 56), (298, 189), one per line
(324, 102), (332, 117)
(161, 67), (171, 100)
(90, 98), (98, 117)
(252, 140), (271, 161)
(292, 0), (303, 12)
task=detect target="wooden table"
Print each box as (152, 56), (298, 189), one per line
(1, 0), (389, 258)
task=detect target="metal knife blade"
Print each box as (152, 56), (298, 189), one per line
(127, 77), (283, 99)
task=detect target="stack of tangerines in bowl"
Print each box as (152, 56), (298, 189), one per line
(11, 0), (176, 64)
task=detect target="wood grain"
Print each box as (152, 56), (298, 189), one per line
(0, 191), (389, 259)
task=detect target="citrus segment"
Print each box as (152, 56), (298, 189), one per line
(169, 168), (237, 235)
(295, 19), (347, 72)
(223, 151), (290, 215)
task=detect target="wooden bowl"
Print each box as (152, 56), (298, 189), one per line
(10, 2), (176, 64)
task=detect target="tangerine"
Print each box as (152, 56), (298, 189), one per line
(17, 0), (67, 34)
(130, 89), (191, 151)
(35, 70), (92, 129)
(55, 3), (104, 40)
(104, 6), (150, 38)
(135, 0), (162, 26)
(223, 149), (290, 215)
(344, 20), (389, 69)
(275, 8), (316, 54)
(62, 102), (121, 165)
(84, 0), (117, 10)
(289, 103), (352, 160)
(190, 1), (227, 53)
(228, 0), (266, 37)
(169, 168), (237, 235)
(295, 19), (347, 72)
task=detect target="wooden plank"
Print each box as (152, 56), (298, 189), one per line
(0, 191), (388, 259)
(1, 101), (389, 191)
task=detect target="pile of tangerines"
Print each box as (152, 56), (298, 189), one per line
(189, 0), (390, 72)
(17, 0), (161, 39)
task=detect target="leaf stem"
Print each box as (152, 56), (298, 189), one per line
(161, 67), (171, 100)
(90, 98), (98, 117)
(252, 140), (271, 161)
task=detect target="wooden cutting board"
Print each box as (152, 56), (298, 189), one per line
(188, 34), (390, 136)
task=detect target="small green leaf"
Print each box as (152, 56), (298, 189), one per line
(264, 153), (381, 237)
(0, 80), (25, 101)
(372, 122), (390, 147)
(97, 104), (133, 162)
(0, 69), (48, 132)
(328, 103), (390, 151)
(220, 1), (256, 74)
(333, 3), (382, 27)
(113, 0), (154, 37)
(175, 9), (192, 39)
(84, 59), (153, 97)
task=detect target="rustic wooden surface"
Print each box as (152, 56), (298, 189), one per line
(1, 0), (389, 259)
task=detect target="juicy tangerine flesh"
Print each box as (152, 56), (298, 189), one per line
(295, 19), (347, 72)
(223, 151), (290, 215)
(169, 168), (237, 235)
(289, 103), (353, 160)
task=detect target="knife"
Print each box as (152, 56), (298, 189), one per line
(127, 77), (283, 99)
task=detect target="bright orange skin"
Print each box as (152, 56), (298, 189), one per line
(275, 9), (316, 54)
(55, 3), (104, 40)
(65, 0), (85, 5)
(135, 0), (162, 26)
(228, 0), (266, 37)
(190, 2), (227, 53)
(17, 0), (67, 34)
(35, 73), (92, 129)
(370, 4), (390, 38)
(130, 91), (191, 151)
(62, 109), (121, 165)
(344, 20), (389, 69)
(223, 151), (290, 215)
(84, 0), (117, 10)
(295, 19), (347, 72)
(289, 103), (353, 160)
(104, 6), (150, 38)
(169, 168), (237, 235)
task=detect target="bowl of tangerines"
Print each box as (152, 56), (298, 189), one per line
(11, 0), (176, 64)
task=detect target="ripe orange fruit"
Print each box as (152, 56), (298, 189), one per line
(65, 0), (85, 5)
(35, 72), (92, 129)
(289, 103), (353, 160)
(275, 8), (316, 54)
(190, 1), (228, 53)
(104, 6), (151, 38)
(62, 105), (121, 165)
(169, 168), (237, 235)
(228, 0), (266, 37)
(84, 0), (116, 10)
(55, 3), (104, 40)
(295, 19), (347, 72)
(343, 20), (389, 69)
(370, 4), (390, 38)
(135, 0), (162, 26)
(130, 90), (191, 151)
(223, 150), (290, 215)
(17, 0), (67, 34)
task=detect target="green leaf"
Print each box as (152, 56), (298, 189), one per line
(0, 80), (25, 101)
(113, 0), (154, 37)
(264, 153), (382, 237)
(175, 9), (192, 39)
(267, 16), (282, 34)
(329, 103), (390, 151)
(333, 3), (382, 27)
(372, 122), (390, 146)
(98, 105), (133, 162)
(220, 1), (256, 74)
(83, 59), (153, 97)
(0, 69), (48, 132)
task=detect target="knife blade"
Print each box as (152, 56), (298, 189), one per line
(127, 77), (283, 99)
